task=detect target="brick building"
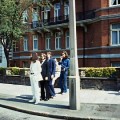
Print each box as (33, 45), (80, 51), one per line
(10, 0), (120, 68)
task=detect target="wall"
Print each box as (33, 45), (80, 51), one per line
(0, 75), (119, 91)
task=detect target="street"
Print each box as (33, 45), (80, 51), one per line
(0, 107), (63, 120)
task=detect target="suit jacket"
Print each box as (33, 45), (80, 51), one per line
(30, 60), (43, 81)
(47, 58), (56, 77)
(41, 59), (48, 78)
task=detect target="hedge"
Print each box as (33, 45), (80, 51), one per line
(79, 67), (117, 77)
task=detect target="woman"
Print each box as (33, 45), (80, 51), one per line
(59, 51), (70, 94)
(29, 52), (43, 104)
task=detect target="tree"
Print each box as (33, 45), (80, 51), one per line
(0, 0), (52, 67)
(0, 0), (32, 66)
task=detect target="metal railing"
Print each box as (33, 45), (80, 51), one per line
(31, 9), (96, 29)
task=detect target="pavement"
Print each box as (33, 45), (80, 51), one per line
(0, 83), (120, 120)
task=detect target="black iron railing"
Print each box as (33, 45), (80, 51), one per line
(31, 9), (96, 29)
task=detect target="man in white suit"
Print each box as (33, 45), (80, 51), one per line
(29, 52), (43, 104)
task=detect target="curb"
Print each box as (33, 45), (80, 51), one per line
(0, 104), (112, 120)
(0, 103), (107, 120)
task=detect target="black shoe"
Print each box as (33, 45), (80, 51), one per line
(50, 96), (54, 99)
(44, 98), (49, 101)
(40, 98), (45, 101)
(57, 92), (63, 94)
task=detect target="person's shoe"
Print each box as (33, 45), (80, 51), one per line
(34, 100), (40, 105)
(50, 96), (54, 99)
(44, 98), (49, 101)
(29, 99), (35, 103)
(62, 92), (67, 95)
(40, 98), (45, 101)
(57, 92), (63, 94)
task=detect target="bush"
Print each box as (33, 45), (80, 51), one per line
(10, 67), (20, 75)
(0, 67), (6, 75)
(79, 67), (116, 77)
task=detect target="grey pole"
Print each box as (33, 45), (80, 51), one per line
(69, 0), (80, 110)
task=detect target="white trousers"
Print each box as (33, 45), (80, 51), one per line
(30, 76), (40, 102)
(52, 72), (60, 85)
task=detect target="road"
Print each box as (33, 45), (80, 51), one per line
(0, 107), (63, 120)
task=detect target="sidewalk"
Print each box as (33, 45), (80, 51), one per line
(0, 83), (120, 120)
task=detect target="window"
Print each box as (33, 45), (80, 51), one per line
(45, 33), (51, 50)
(32, 8), (39, 28)
(64, 1), (69, 20)
(111, 62), (120, 67)
(65, 31), (70, 49)
(13, 41), (17, 52)
(33, 35), (38, 50)
(23, 36), (28, 51)
(55, 32), (61, 49)
(22, 10), (28, 23)
(54, 3), (61, 21)
(111, 23), (120, 45)
(41, 6), (50, 24)
(110, 0), (120, 6)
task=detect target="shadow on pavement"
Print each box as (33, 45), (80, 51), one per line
(0, 95), (69, 109)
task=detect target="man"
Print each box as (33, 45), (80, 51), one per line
(45, 52), (56, 100)
(40, 53), (47, 101)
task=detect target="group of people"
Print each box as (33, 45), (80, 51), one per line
(29, 51), (70, 104)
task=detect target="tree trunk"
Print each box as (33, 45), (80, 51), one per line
(4, 48), (10, 67)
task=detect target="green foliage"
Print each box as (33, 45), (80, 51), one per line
(0, 0), (24, 39)
(0, 67), (6, 75)
(80, 67), (116, 77)
(0, 0), (52, 67)
(10, 67), (20, 75)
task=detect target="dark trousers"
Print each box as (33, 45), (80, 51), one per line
(48, 78), (56, 97)
(39, 81), (45, 100)
(59, 71), (68, 93)
(45, 81), (50, 99)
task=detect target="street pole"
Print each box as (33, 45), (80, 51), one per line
(69, 0), (80, 110)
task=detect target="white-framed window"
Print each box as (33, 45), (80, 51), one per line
(54, 3), (61, 21)
(22, 10), (28, 23)
(33, 35), (38, 50)
(23, 36), (28, 51)
(64, 1), (69, 20)
(110, 0), (120, 6)
(41, 6), (50, 24)
(55, 32), (61, 49)
(45, 33), (51, 50)
(111, 23), (120, 45)
(65, 31), (70, 49)
(32, 8), (39, 28)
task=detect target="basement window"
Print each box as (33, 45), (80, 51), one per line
(111, 62), (120, 67)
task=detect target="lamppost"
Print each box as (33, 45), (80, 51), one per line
(69, 0), (80, 110)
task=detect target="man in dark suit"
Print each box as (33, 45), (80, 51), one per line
(40, 53), (47, 101)
(45, 52), (56, 100)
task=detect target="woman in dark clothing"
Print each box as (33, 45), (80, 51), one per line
(59, 51), (70, 94)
